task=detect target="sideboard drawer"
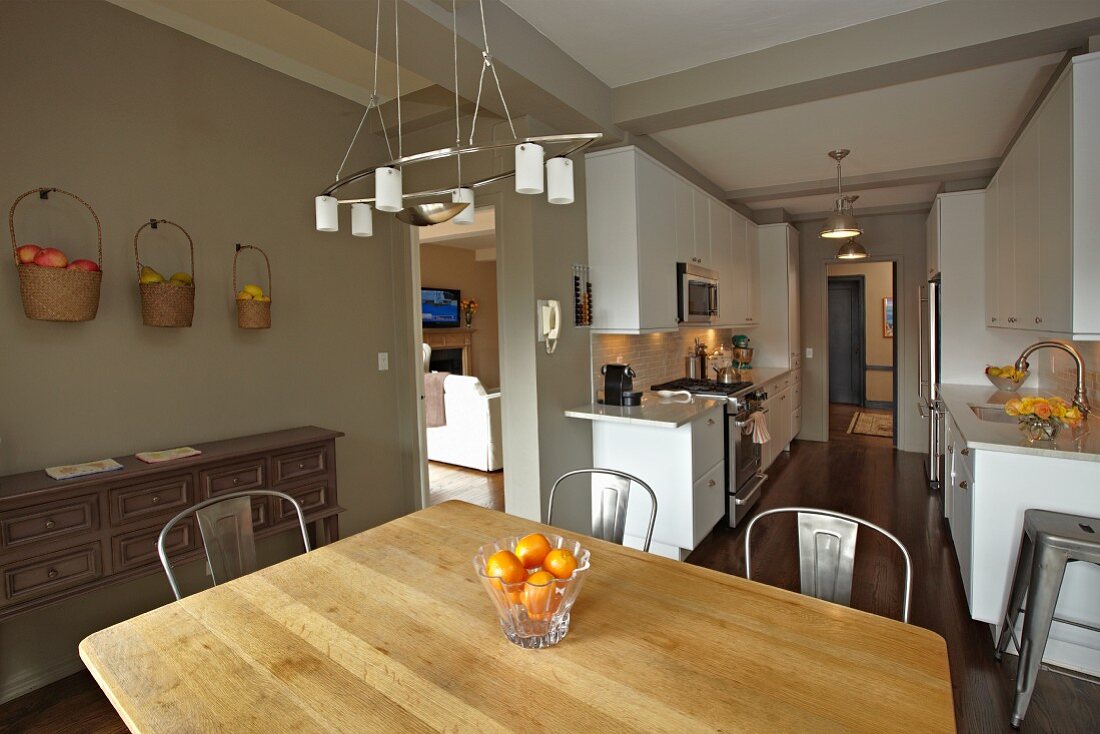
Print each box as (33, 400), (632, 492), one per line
(1, 494), (99, 549)
(201, 460), (266, 498)
(273, 483), (329, 523)
(2, 543), (102, 604)
(113, 518), (197, 573)
(273, 446), (328, 485)
(110, 475), (194, 526)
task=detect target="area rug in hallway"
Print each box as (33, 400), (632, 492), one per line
(847, 411), (893, 437)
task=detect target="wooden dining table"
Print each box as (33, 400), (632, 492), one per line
(80, 500), (955, 732)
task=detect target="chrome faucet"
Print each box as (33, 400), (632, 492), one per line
(1015, 340), (1091, 416)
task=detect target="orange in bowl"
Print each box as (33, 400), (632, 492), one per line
(514, 532), (552, 569)
(522, 570), (561, 621)
(485, 550), (527, 603)
(543, 548), (579, 579)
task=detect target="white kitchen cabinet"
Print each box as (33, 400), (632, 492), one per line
(711, 202), (735, 324)
(926, 197), (940, 278)
(716, 214), (760, 327)
(692, 188), (711, 268)
(752, 224), (800, 368)
(757, 369), (800, 472)
(985, 52), (1100, 337)
(674, 177), (695, 267)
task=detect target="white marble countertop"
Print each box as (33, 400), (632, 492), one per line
(938, 383), (1100, 462)
(565, 395), (726, 428)
(736, 367), (795, 392)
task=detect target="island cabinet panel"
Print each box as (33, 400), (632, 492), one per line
(0, 426), (344, 621)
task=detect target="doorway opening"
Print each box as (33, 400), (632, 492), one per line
(827, 261), (897, 445)
(416, 206), (504, 511)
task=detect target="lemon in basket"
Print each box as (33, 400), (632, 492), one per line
(139, 266), (165, 284)
(243, 284), (264, 298)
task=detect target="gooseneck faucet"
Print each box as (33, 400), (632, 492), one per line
(1014, 340), (1091, 416)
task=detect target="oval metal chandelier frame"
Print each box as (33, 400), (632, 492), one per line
(319, 132), (602, 204)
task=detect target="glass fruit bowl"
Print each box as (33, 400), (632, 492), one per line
(985, 368), (1030, 392)
(473, 533), (590, 649)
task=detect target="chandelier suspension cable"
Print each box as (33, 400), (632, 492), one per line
(468, 0), (517, 145)
(335, 0), (392, 181)
(394, 0), (403, 161)
(452, 0), (462, 184)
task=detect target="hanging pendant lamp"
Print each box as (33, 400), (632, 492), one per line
(820, 149), (863, 239)
(835, 238), (869, 260)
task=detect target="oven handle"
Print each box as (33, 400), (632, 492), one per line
(733, 474), (767, 505)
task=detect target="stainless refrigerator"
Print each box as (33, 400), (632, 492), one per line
(918, 275), (943, 489)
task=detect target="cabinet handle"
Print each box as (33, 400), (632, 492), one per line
(1008, 317), (1017, 323)
(707, 418), (715, 426)
(947, 445), (954, 454)
(151, 495), (160, 504)
(991, 317), (997, 323)
(959, 480), (969, 490)
(708, 479), (717, 487)
(44, 519), (56, 530)
(47, 568), (59, 579)
(961, 448), (970, 456)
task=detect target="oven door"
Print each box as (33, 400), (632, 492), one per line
(727, 410), (764, 527)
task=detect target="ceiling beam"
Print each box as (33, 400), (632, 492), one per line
(727, 159), (1000, 204)
(614, 0), (1100, 135)
(786, 202), (932, 224)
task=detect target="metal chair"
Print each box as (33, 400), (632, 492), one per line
(994, 509), (1100, 728)
(744, 507), (913, 623)
(157, 490), (311, 600)
(547, 468), (658, 552)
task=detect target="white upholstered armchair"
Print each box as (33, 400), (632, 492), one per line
(425, 375), (503, 472)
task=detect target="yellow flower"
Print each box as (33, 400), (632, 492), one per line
(1004, 399), (1023, 416)
(1033, 401), (1053, 420)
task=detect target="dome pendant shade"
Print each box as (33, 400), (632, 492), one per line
(820, 212), (863, 239)
(836, 238), (869, 260)
(396, 201), (469, 227)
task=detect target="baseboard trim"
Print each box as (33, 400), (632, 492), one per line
(0, 653), (85, 704)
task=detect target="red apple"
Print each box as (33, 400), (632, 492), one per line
(66, 259), (100, 272)
(16, 244), (41, 264)
(33, 247), (68, 268)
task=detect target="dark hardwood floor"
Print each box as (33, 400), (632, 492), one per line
(427, 460), (504, 510)
(828, 401), (895, 446)
(687, 424), (1100, 733)
(6, 432), (1097, 732)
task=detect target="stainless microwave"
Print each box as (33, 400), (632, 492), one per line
(677, 262), (719, 324)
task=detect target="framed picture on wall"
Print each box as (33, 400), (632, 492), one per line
(883, 297), (894, 338)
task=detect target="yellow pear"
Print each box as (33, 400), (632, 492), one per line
(236, 290), (253, 300)
(139, 266), (165, 284)
(169, 272), (193, 285)
(243, 284), (263, 298)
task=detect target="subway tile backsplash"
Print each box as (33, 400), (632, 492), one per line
(1038, 341), (1100, 400)
(591, 328), (734, 398)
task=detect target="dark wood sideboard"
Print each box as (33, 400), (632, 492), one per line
(0, 426), (344, 621)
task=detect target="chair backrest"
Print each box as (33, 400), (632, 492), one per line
(422, 343), (431, 372)
(157, 490), (311, 600)
(547, 468), (658, 552)
(744, 506), (913, 623)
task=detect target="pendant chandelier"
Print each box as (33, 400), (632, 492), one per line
(819, 149), (863, 239)
(835, 238), (868, 260)
(314, 0), (600, 234)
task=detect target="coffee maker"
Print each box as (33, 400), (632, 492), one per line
(600, 363), (642, 406)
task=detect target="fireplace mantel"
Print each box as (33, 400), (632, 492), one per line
(424, 329), (475, 375)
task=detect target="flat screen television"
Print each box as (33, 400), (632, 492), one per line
(422, 287), (461, 328)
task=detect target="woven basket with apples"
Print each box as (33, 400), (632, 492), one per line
(134, 219), (196, 328)
(985, 364), (1030, 392)
(10, 187), (102, 322)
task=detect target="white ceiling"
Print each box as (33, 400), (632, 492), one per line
(651, 52), (1061, 194)
(500, 0), (946, 87)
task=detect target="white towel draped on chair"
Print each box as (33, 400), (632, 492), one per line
(742, 410), (771, 444)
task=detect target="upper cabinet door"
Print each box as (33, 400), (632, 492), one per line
(745, 223), (760, 325)
(985, 174), (1000, 327)
(710, 202), (734, 325)
(1038, 75), (1073, 333)
(995, 155), (1017, 327)
(1013, 124), (1040, 329)
(926, 198), (940, 278)
(674, 179), (695, 266)
(692, 188), (711, 267)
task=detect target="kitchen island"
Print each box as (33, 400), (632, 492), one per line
(938, 383), (1100, 676)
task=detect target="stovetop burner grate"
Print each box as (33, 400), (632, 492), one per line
(651, 378), (753, 396)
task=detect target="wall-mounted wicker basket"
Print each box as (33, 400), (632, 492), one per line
(134, 219), (195, 328)
(9, 187), (102, 322)
(233, 244), (271, 329)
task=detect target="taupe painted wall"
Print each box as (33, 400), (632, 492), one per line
(420, 244), (500, 388)
(799, 213), (927, 452)
(827, 261), (895, 403)
(0, 0), (415, 699)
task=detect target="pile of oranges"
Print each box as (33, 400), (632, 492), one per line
(484, 533), (579, 620)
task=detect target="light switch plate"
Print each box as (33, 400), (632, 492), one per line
(805, 348), (813, 359)
(378, 352), (389, 371)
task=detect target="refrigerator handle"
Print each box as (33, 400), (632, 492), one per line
(917, 284), (925, 399)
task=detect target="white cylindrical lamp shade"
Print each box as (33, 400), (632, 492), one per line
(452, 187), (475, 225)
(515, 143), (545, 195)
(375, 166), (403, 212)
(351, 203), (373, 237)
(315, 195), (338, 232)
(546, 157), (574, 205)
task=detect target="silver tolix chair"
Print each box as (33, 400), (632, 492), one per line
(744, 507), (913, 623)
(157, 490), (311, 600)
(547, 468), (658, 552)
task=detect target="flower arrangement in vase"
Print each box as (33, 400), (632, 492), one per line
(460, 298), (479, 328)
(1003, 396), (1084, 442)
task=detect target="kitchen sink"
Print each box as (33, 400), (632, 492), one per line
(969, 404), (1017, 423)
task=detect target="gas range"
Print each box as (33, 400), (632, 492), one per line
(650, 378), (753, 399)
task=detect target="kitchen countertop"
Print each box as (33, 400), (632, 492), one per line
(565, 394), (726, 428)
(938, 383), (1100, 462)
(735, 367), (795, 392)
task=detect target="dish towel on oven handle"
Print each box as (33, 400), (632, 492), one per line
(742, 410), (771, 444)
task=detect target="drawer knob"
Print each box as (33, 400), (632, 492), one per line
(47, 567), (59, 579)
(1035, 317), (1043, 324)
(708, 479), (717, 487)
(44, 519), (56, 530)
(706, 418), (715, 426)
(961, 448), (970, 456)
(298, 462), (306, 469)
(151, 495), (161, 504)
(232, 477), (240, 485)
(959, 480), (969, 490)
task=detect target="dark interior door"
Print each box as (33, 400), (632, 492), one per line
(828, 277), (864, 405)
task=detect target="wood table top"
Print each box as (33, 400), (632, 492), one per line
(79, 501), (955, 733)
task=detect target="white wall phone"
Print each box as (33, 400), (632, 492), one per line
(537, 299), (561, 354)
